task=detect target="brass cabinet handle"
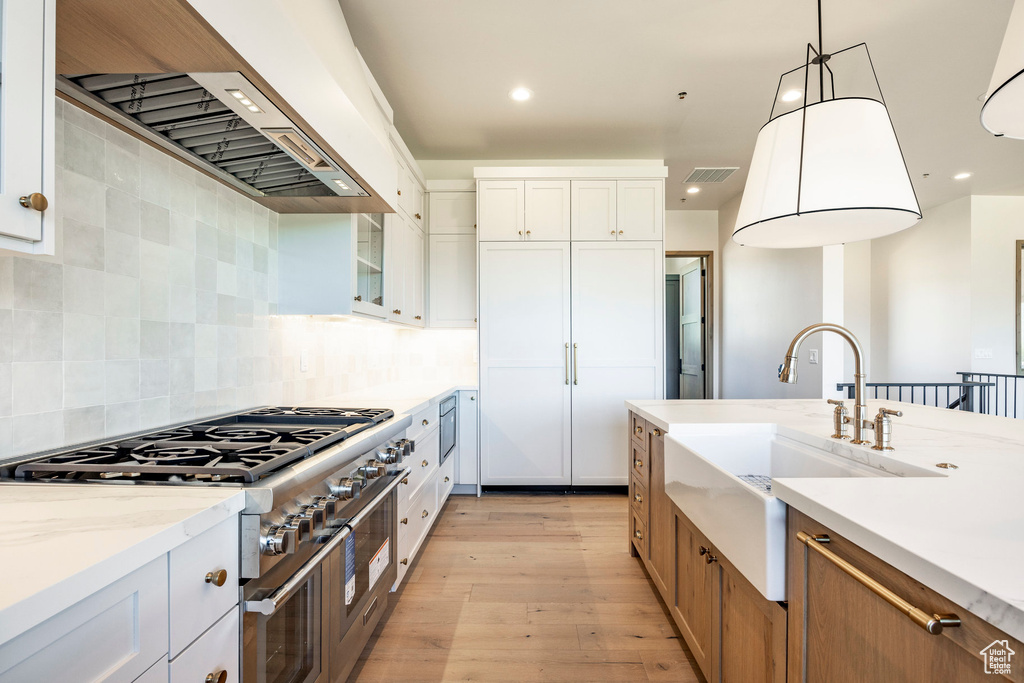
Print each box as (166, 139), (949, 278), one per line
(634, 425), (643, 435)
(634, 529), (643, 540)
(610, 230), (615, 235)
(415, 213), (422, 219)
(422, 459), (429, 467)
(526, 230), (531, 236)
(422, 419), (429, 426)
(397, 189), (402, 195)
(205, 671), (227, 683)
(798, 532), (960, 635)
(401, 517), (408, 524)
(354, 295), (362, 301)
(402, 477), (409, 484)
(564, 343), (570, 385)
(393, 309), (401, 314)
(634, 459), (643, 469)
(400, 558), (408, 565)
(19, 193), (48, 212)
(204, 569), (227, 587)
(699, 546), (717, 564)
(653, 428), (662, 437)
(470, 396), (475, 400)
(618, 230), (623, 235)
(634, 493), (643, 504)
(444, 476), (450, 483)
(414, 315), (422, 320)
(422, 509), (429, 518)
(572, 343), (579, 385)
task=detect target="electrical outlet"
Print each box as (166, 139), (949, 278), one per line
(300, 350), (309, 372)
(809, 349), (819, 364)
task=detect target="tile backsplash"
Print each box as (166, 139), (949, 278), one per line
(0, 100), (476, 459)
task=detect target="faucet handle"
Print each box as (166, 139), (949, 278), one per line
(871, 407), (902, 451)
(827, 399), (845, 407)
(878, 408), (903, 418)
(827, 399), (850, 440)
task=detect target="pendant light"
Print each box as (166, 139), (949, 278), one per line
(981, 0), (1024, 138)
(733, 0), (921, 248)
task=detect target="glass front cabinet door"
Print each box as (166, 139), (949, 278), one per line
(354, 213), (386, 317)
(0, 0), (55, 254)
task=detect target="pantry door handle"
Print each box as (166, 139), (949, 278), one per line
(573, 343), (579, 385)
(797, 532), (960, 635)
(564, 343), (570, 385)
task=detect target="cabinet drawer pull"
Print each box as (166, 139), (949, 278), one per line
(653, 428), (662, 437)
(205, 671), (227, 683)
(401, 517), (408, 525)
(422, 509), (429, 518)
(634, 425), (643, 435)
(204, 569), (227, 587)
(444, 476), (450, 483)
(401, 558), (408, 565)
(618, 230), (623, 235)
(610, 230), (615, 235)
(634, 493), (643, 504)
(422, 419), (429, 426)
(414, 315), (422, 320)
(354, 295), (362, 301)
(634, 459), (643, 469)
(19, 193), (48, 212)
(422, 459), (429, 467)
(699, 546), (718, 564)
(798, 532), (961, 635)
(402, 477), (409, 484)
(415, 213), (422, 219)
(397, 189), (402, 196)
(634, 529), (643, 540)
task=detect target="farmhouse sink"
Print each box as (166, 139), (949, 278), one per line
(664, 423), (940, 601)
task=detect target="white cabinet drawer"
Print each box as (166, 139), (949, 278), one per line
(405, 403), (440, 442)
(0, 556), (168, 683)
(405, 426), (439, 502)
(135, 657), (169, 683)
(168, 516), (239, 657)
(438, 454), (456, 504)
(415, 471), (440, 551)
(169, 609), (238, 683)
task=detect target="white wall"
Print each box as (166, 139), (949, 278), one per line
(869, 196), (972, 383)
(717, 195), (825, 399)
(970, 195), (1024, 375)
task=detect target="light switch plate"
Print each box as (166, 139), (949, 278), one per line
(809, 349), (819, 364)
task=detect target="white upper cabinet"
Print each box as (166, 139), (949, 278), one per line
(0, 0), (55, 254)
(429, 192), (476, 235)
(386, 213), (424, 327)
(477, 180), (525, 240)
(524, 180), (571, 241)
(570, 180), (618, 241)
(428, 234), (476, 328)
(617, 179), (664, 240)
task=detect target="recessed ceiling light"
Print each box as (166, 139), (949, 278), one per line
(686, 187), (701, 194)
(953, 172), (972, 180)
(509, 87), (533, 102)
(780, 89), (803, 103)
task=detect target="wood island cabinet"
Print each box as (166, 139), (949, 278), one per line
(788, 509), (1023, 683)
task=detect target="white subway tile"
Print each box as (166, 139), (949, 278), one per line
(12, 311), (62, 361)
(105, 317), (140, 360)
(105, 401), (140, 437)
(13, 362), (63, 415)
(64, 406), (106, 445)
(64, 361), (106, 408)
(13, 259), (63, 311)
(13, 410), (64, 456)
(63, 266), (105, 316)
(105, 359), (140, 403)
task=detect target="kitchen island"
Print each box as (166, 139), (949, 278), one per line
(626, 398), (1024, 682)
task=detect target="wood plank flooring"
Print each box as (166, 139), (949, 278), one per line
(348, 493), (703, 683)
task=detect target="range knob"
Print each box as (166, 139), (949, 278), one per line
(377, 445), (402, 465)
(285, 514), (313, 541)
(397, 439), (415, 456)
(359, 460), (387, 480)
(330, 477), (362, 500)
(310, 495), (338, 521)
(296, 506), (325, 531)
(261, 525), (297, 556)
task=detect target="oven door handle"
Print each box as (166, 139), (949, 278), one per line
(243, 467), (410, 616)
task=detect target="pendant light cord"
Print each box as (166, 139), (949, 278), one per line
(817, 0), (825, 103)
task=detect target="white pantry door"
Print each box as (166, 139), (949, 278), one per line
(479, 242), (572, 485)
(570, 241), (663, 485)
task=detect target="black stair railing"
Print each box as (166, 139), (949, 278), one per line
(834, 382), (994, 413)
(957, 372), (1024, 418)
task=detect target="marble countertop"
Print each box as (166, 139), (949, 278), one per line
(626, 398), (1024, 642)
(0, 485), (245, 646)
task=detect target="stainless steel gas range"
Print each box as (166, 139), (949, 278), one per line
(0, 405), (414, 683)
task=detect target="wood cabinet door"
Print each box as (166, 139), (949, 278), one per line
(616, 180), (664, 241)
(646, 427), (673, 598)
(477, 180), (525, 241)
(429, 191), (476, 235)
(479, 242), (572, 484)
(718, 561), (786, 683)
(788, 510), (1024, 683)
(570, 242), (663, 485)
(674, 511), (714, 680)
(524, 180), (571, 241)
(570, 180), (617, 241)
(428, 234), (476, 328)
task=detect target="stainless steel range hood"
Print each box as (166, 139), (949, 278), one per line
(58, 71), (368, 199)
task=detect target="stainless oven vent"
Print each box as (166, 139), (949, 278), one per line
(60, 72), (366, 199)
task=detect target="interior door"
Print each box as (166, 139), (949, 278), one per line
(570, 242), (663, 486)
(479, 242), (572, 485)
(665, 275), (681, 400)
(680, 260), (706, 399)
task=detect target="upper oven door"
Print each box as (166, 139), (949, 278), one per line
(440, 403), (456, 463)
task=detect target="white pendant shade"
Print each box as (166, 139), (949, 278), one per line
(981, 0), (1024, 138)
(734, 98), (921, 248)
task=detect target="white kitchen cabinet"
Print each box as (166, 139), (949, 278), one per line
(479, 242), (573, 485)
(570, 242), (664, 485)
(477, 180), (525, 241)
(278, 213), (388, 319)
(395, 411), (441, 589)
(385, 214), (425, 326)
(428, 234), (476, 328)
(0, 556), (169, 683)
(0, 0), (55, 254)
(617, 179), (664, 240)
(438, 453), (456, 503)
(571, 180), (618, 241)
(429, 192), (476, 235)
(524, 180), (571, 241)
(168, 609), (238, 683)
(456, 390), (478, 487)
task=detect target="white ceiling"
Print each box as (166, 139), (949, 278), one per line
(339, 0), (1022, 211)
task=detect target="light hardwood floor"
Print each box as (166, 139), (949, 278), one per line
(348, 493), (703, 683)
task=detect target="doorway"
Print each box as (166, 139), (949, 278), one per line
(665, 252), (712, 399)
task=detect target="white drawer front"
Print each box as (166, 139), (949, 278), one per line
(413, 471), (440, 554)
(405, 427), (439, 502)
(135, 656), (169, 683)
(0, 557), (168, 683)
(169, 609), (238, 683)
(405, 403), (440, 442)
(439, 454), (456, 504)
(168, 516), (239, 657)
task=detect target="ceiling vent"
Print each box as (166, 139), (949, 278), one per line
(685, 167), (739, 183)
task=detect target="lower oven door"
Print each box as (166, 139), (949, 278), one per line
(328, 475), (400, 682)
(439, 403), (456, 463)
(243, 565), (325, 683)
